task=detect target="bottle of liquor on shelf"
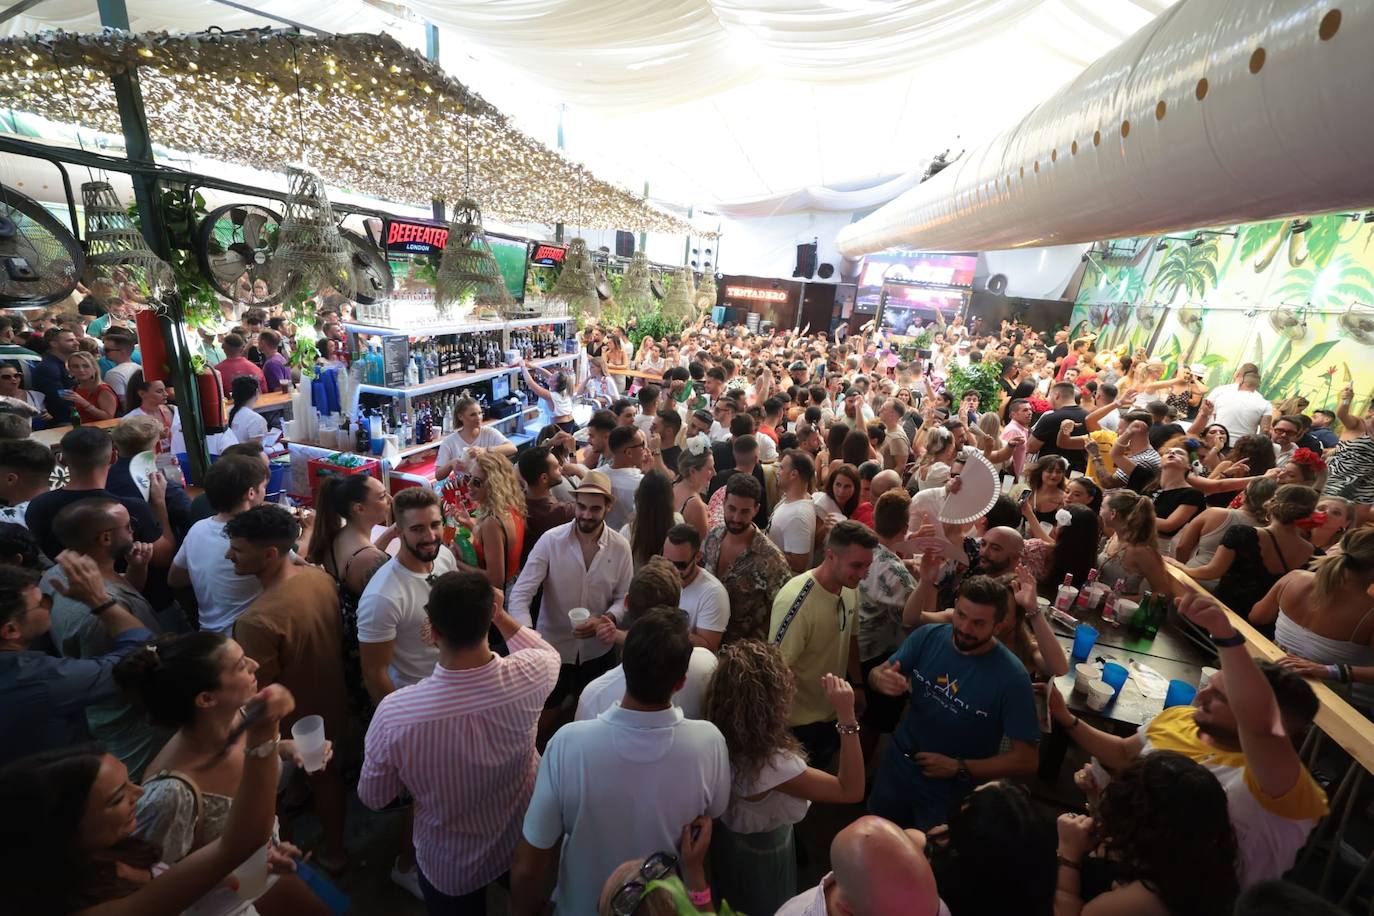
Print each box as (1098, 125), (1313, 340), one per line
(464, 338), (478, 374)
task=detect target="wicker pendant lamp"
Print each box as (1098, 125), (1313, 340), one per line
(662, 265), (698, 322)
(269, 165), (352, 300)
(81, 181), (176, 303)
(546, 237), (601, 321)
(616, 250), (654, 319)
(434, 197), (516, 318)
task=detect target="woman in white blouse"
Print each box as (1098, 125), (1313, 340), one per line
(434, 395), (516, 480)
(227, 375), (269, 443)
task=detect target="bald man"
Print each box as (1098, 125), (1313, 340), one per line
(776, 815), (947, 916)
(976, 526), (1023, 578)
(869, 469), (903, 500)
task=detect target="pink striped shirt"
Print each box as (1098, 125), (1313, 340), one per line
(359, 627), (561, 895)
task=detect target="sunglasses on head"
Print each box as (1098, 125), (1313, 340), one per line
(610, 851), (678, 916)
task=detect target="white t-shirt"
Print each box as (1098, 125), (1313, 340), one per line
(229, 406), (268, 442)
(356, 547), (456, 687)
(436, 426), (511, 472)
(522, 705), (731, 915)
(1209, 386), (1272, 443)
(769, 497), (817, 556)
(680, 568), (730, 635)
(171, 517), (263, 634)
(575, 646), (718, 721)
(720, 750), (810, 834)
(709, 421), (732, 443)
(104, 361), (141, 400)
(605, 466), (643, 532)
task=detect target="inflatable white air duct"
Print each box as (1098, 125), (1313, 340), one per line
(836, 0), (1374, 256)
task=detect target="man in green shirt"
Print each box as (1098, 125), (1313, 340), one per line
(769, 519), (876, 767)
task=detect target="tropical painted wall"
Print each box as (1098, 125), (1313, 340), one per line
(1069, 212), (1374, 411)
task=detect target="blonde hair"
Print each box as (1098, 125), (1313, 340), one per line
(1313, 528), (1374, 602)
(111, 414), (162, 457)
(1105, 489), (1157, 548)
(66, 350), (102, 382)
(977, 411), (1002, 441)
(471, 450), (526, 523)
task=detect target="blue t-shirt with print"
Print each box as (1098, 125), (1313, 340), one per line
(890, 623), (1040, 760)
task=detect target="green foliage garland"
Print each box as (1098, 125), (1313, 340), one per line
(944, 359), (1002, 411)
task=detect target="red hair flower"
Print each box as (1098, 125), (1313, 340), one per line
(1291, 448), (1327, 472)
(1295, 511), (1328, 531)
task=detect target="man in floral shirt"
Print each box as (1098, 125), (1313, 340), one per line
(701, 473), (792, 644)
(859, 489), (918, 746)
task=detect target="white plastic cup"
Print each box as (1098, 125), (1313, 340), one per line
(291, 715), (327, 773)
(1115, 599), (1139, 622)
(1073, 663), (1098, 694)
(568, 607), (590, 626)
(1086, 679), (1114, 711)
(1200, 666), (1219, 690)
(232, 842), (271, 900)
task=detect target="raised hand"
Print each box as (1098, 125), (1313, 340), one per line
(822, 672), (856, 724)
(52, 550), (112, 607)
(870, 659), (909, 697)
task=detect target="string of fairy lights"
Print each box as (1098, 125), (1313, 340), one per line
(0, 28), (711, 235)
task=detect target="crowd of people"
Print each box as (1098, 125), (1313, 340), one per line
(0, 288), (1371, 916)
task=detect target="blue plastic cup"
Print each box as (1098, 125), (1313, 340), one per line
(1101, 662), (1129, 696)
(1071, 624), (1099, 660)
(1164, 679), (1198, 708)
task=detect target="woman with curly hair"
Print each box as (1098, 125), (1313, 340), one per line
(1055, 751), (1240, 916)
(704, 642), (865, 915)
(453, 448), (527, 591)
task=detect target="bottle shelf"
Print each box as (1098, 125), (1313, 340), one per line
(344, 314), (574, 338)
(356, 354), (575, 397)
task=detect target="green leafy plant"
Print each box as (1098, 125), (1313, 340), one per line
(943, 359), (1002, 410)
(628, 308), (687, 348)
(126, 187), (223, 330)
(911, 328), (933, 350)
(289, 337), (319, 380)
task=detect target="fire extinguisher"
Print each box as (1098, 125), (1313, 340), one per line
(196, 367), (227, 431)
(134, 309), (169, 382)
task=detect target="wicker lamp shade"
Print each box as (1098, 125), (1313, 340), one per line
(81, 181), (176, 303)
(435, 197), (515, 318)
(616, 250), (654, 319)
(547, 237), (601, 321)
(695, 270), (718, 311)
(269, 165), (352, 300)
(662, 265), (698, 322)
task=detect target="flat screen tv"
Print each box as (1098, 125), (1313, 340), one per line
(856, 251), (976, 313)
(487, 235), (529, 304)
(877, 286), (967, 338)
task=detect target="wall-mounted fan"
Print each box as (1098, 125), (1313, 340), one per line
(1136, 303), (1158, 328)
(340, 228), (392, 304)
(1268, 306), (1307, 340)
(1337, 302), (1374, 345)
(195, 203), (282, 306)
(1176, 306), (1204, 334)
(986, 273), (1008, 295)
(0, 183), (85, 308)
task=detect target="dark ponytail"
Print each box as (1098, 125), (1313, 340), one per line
(114, 631), (228, 730)
(305, 473), (377, 566)
(228, 374), (260, 427)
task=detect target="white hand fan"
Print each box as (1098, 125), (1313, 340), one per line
(939, 449), (999, 525)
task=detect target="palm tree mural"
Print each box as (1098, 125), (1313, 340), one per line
(1144, 239), (1220, 352)
(1272, 254), (1374, 310)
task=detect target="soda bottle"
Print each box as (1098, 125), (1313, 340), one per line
(1129, 588), (1153, 635)
(1143, 591), (1166, 640)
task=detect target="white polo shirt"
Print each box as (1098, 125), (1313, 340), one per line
(574, 646), (718, 721)
(679, 567), (730, 636)
(604, 466), (643, 532)
(522, 705), (731, 914)
(768, 496), (817, 556)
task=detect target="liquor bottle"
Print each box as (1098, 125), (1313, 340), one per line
(465, 339), (477, 374)
(1129, 588), (1153, 635)
(1101, 578), (1127, 623)
(1075, 568), (1100, 611)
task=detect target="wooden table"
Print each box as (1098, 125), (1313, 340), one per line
(32, 390), (293, 450)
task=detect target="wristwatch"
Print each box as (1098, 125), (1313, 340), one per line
(955, 759), (971, 781)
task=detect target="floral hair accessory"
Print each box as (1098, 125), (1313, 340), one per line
(1055, 508), (1074, 528)
(1291, 448), (1327, 472)
(684, 434), (711, 457)
(1295, 511), (1328, 532)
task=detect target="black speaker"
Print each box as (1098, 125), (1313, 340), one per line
(817, 262), (834, 279)
(793, 242), (817, 279)
(615, 231), (635, 258)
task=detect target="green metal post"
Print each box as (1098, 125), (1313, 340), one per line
(101, 0), (211, 480)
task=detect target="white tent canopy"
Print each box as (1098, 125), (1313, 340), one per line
(1, 0), (1177, 214)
